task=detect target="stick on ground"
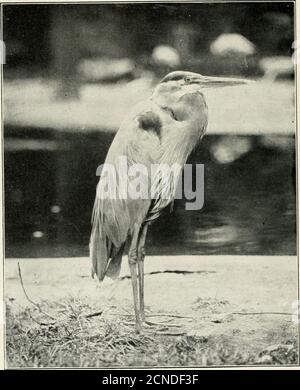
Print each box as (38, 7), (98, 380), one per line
(17, 261), (58, 322)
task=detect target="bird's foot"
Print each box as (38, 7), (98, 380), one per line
(120, 312), (192, 334)
(134, 315), (172, 332)
(146, 313), (193, 321)
(155, 329), (187, 336)
(122, 319), (186, 335)
(140, 312), (175, 329)
(144, 319), (182, 328)
(121, 318), (166, 333)
(142, 316), (188, 334)
(143, 313), (192, 335)
(142, 322), (168, 332)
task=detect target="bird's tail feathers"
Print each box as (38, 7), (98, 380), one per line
(90, 225), (111, 281)
(106, 243), (125, 279)
(90, 199), (125, 281)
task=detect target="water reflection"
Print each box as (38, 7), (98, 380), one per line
(4, 128), (296, 257)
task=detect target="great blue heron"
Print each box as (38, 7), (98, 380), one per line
(90, 70), (250, 332)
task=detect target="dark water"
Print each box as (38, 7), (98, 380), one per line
(4, 126), (296, 257)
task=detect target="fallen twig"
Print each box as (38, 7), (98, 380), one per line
(27, 311), (55, 326)
(231, 312), (292, 316)
(104, 312), (193, 320)
(86, 311), (103, 319)
(17, 262), (58, 322)
(146, 313), (193, 320)
(156, 331), (186, 336)
(119, 269), (215, 280)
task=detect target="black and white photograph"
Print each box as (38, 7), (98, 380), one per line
(0, 0), (299, 369)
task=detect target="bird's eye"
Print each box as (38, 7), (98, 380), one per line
(184, 76), (191, 83)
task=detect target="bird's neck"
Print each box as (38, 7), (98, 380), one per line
(151, 91), (205, 123)
(151, 86), (183, 108)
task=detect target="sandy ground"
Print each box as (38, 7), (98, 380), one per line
(4, 78), (295, 135)
(6, 256), (299, 353)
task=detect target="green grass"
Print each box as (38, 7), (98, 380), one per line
(6, 299), (298, 368)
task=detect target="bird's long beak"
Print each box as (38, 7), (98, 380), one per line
(189, 74), (253, 89)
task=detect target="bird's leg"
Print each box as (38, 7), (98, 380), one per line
(137, 224), (148, 322)
(128, 223), (142, 332)
(137, 255), (145, 322)
(136, 225), (177, 330)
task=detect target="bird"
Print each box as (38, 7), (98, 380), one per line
(90, 70), (251, 332)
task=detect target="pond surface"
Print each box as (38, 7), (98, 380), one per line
(5, 127), (296, 257)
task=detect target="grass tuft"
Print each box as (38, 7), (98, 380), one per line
(6, 299), (298, 368)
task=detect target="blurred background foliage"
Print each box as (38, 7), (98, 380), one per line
(3, 3), (294, 82)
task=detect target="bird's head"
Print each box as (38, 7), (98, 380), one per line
(153, 70), (252, 103)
